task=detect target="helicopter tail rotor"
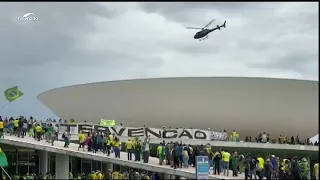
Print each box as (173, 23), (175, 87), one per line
(222, 21), (226, 28)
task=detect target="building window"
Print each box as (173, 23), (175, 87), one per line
(71, 156), (81, 176)
(92, 161), (102, 172)
(81, 159), (92, 174)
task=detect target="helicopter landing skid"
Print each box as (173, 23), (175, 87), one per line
(199, 36), (209, 41)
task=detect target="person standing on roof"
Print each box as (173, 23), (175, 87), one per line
(22, 119), (28, 138)
(0, 119), (4, 138)
(182, 147), (189, 168)
(13, 118), (19, 136)
(50, 127), (56, 146)
(213, 150), (221, 175)
(108, 133), (114, 153)
(113, 137), (121, 158)
(222, 149), (231, 176)
(46, 124), (53, 143)
(63, 129), (70, 148)
(78, 131), (86, 151)
(35, 124), (42, 141)
(18, 117), (23, 138)
(134, 139), (142, 161)
(126, 139), (133, 160)
(92, 132), (98, 153)
(205, 143), (213, 168)
(231, 151), (238, 177)
(157, 142), (165, 165)
(105, 136), (112, 156)
(54, 124), (59, 140)
(143, 136), (150, 163)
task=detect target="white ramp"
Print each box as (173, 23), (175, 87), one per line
(1, 135), (244, 179)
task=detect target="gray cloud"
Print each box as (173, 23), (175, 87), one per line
(0, 2), (318, 119)
(139, 2), (318, 75)
(0, 2), (114, 68)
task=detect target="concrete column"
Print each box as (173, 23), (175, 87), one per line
(55, 154), (69, 179)
(39, 151), (48, 174)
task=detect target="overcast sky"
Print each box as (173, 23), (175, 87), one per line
(0, 2), (318, 120)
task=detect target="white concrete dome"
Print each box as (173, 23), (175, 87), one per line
(38, 77), (318, 139)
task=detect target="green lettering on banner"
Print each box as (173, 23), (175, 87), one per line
(100, 119), (116, 127)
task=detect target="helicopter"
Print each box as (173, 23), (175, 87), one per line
(186, 19), (227, 41)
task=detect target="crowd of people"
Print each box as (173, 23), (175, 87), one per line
(154, 141), (319, 180)
(8, 169), (161, 180)
(243, 132), (318, 146)
(0, 116), (317, 146)
(0, 116), (318, 180)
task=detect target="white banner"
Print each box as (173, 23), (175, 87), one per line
(58, 124), (227, 142)
(210, 131), (228, 141)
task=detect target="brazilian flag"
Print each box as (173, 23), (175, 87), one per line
(0, 147), (8, 167)
(4, 86), (23, 102)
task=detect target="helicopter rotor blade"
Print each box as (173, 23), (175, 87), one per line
(186, 27), (203, 29)
(203, 19), (215, 29)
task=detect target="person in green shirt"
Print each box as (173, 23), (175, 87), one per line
(134, 141), (142, 161)
(46, 124), (53, 143)
(299, 157), (310, 180)
(231, 151), (238, 177)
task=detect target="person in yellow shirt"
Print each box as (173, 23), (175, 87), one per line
(0, 119), (4, 138)
(182, 147), (189, 168)
(157, 143), (163, 165)
(105, 137), (112, 156)
(35, 124), (42, 141)
(112, 171), (119, 180)
(119, 172), (125, 180)
(96, 170), (103, 179)
(314, 162), (319, 180)
(78, 131), (86, 151)
(113, 138), (121, 158)
(213, 150), (222, 175)
(90, 171), (96, 180)
(108, 133), (114, 153)
(257, 156), (265, 179)
(222, 150), (231, 176)
(126, 139), (133, 160)
(231, 130), (237, 142)
(13, 119), (19, 135)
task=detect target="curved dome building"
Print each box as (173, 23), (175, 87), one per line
(38, 77), (318, 139)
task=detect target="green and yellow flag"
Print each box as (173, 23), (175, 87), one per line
(0, 147), (8, 167)
(100, 119), (116, 127)
(4, 86), (24, 102)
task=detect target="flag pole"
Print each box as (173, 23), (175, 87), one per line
(0, 165), (12, 180)
(1, 102), (10, 109)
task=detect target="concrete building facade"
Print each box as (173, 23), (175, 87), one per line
(37, 77), (318, 139)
